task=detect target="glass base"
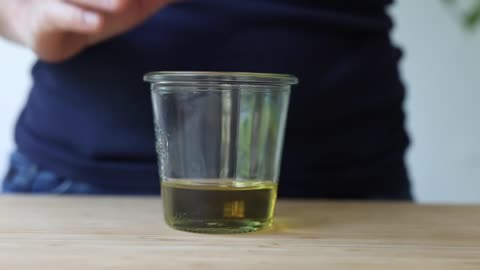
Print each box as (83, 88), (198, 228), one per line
(166, 218), (273, 234)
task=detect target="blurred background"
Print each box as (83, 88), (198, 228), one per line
(0, 1), (479, 203)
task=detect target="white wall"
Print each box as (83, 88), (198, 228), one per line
(0, 1), (479, 203)
(391, 0), (480, 203)
(0, 39), (33, 177)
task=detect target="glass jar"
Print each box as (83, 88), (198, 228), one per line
(144, 72), (298, 233)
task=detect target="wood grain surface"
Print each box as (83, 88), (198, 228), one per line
(0, 196), (478, 270)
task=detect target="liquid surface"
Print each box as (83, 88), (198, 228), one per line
(162, 179), (277, 234)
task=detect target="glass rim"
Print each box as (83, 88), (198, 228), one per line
(143, 71), (298, 85)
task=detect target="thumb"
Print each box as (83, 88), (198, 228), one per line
(87, 0), (174, 45)
(39, 1), (104, 33)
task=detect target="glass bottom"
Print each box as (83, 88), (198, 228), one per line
(162, 179), (277, 234)
(166, 218), (273, 234)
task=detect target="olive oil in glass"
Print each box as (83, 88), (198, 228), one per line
(162, 179), (278, 233)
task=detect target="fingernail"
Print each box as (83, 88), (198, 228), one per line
(83, 11), (100, 26)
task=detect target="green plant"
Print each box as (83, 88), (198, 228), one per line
(442, 0), (480, 29)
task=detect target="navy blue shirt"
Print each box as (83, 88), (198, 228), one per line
(15, 0), (411, 198)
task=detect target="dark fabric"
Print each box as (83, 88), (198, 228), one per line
(12, 0), (411, 199)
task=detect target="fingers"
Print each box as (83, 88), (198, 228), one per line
(40, 1), (104, 33)
(64, 0), (129, 13)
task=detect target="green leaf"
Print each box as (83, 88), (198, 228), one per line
(463, 2), (480, 29)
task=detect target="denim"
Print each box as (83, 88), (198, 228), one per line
(2, 152), (159, 195)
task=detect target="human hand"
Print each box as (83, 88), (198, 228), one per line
(3, 0), (172, 62)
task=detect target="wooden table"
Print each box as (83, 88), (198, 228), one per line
(0, 196), (479, 270)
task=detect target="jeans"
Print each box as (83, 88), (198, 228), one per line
(2, 152), (159, 195)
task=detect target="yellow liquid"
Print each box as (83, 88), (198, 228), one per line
(162, 179), (277, 234)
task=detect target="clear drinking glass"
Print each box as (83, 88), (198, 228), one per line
(144, 72), (298, 233)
